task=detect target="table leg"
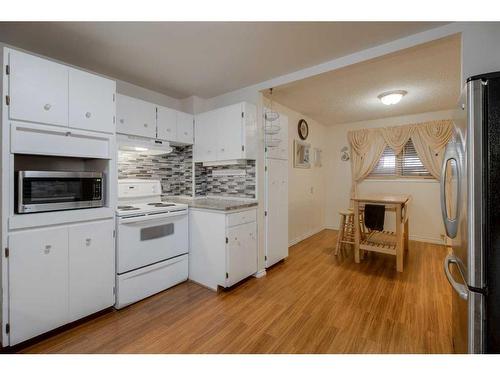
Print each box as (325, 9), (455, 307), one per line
(396, 204), (403, 272)
(404, 216), (409, 252)
(354, 201), (360, 263)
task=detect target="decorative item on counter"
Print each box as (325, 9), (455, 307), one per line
(341, 146), (350, 161)
(298, 118), (309, 140)
(294, 139), (311, 169)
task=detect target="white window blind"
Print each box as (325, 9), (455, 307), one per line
(369, 139), (431, 178)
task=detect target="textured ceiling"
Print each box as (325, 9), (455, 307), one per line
(0, 22), (447, 98)
(266, 34), (461, 125)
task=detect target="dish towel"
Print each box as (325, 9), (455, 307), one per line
(364, 204), (385, 231)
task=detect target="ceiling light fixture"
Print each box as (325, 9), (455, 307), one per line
(378, 90), (407, 106)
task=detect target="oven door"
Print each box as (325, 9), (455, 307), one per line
(17, 171), (103, 213)
(117, 211), (188, 274)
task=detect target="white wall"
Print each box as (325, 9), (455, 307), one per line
(324, 109), (457, 244)
(265, 100), (328, 246)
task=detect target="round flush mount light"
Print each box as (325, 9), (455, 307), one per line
(378, 90), (407, 106)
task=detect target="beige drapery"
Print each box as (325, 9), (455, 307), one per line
(347, 119), (453, 197)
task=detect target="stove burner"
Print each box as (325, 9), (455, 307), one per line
(147, 203), (176, 207)
(118, 205), (140, 211)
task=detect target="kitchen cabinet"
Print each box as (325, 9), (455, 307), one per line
(157, 105), (177, 141)
(116, 94), (157, 138)
(176, 111), (194, 144)
(189, 207), (258, 290)
(8, 227), (69, 346)
(68, 220), (115, 321)
(8, 49), (69, 127)
(194, 102), (257, 163)
(6, 219), (115, 345)
(69, 68), (116, 134)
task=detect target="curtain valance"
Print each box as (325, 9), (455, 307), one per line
(347, 119), (453, 197)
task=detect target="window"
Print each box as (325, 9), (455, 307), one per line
(369, 139), (431, 178)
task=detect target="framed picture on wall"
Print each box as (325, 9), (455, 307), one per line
(294, 139), (311, 168)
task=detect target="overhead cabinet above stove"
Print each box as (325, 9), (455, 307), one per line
(116, 94), (194, 145)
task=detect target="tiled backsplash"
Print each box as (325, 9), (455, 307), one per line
(118, 146), (193, 196)
(195, 161), (256, 199)
(118, 145), (256, 199)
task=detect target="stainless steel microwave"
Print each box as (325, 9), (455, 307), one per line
(15, 171), (104, 214)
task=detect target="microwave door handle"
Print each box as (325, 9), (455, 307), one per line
(444, 253), (468, 300)
(119, 210), (186, 224)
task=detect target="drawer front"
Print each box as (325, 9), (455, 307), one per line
(227, 208), (257, 227)
(11, 122), (112, 159)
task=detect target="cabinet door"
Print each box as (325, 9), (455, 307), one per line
(69, 68), (116, 134)
(8, 227), (69, 345)
(177, 111), (194, 144)
(194, 110), (217, 162)
(8, 49), (68, 127)
(68, 220), (115, 321)
(266, 159), (289, 267)
(217, 103), (243, 160)
(226, 222), (257, 287)
(157, 106), (177, 141)
(116, 94), (157, 138)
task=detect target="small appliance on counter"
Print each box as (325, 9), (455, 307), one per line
(15, 170), (104, 214)
(115, 179), (189, 309)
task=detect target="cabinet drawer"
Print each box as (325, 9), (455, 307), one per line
(11, 122), (112, 159)
(227, 209), (256, 227)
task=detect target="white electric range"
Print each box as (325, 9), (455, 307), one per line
(115, 179), (189, 309)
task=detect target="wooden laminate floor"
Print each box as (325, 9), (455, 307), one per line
(19, 229), (453, 354)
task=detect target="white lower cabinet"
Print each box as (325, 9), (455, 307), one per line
(8, 227), (69, 346)
(189, 208), (257, 290)
(7, 219), (115, 345)
(68, 221), (115, 321)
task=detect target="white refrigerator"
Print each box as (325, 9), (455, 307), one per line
(265, 111), (289, 267)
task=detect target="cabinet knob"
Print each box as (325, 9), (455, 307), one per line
(167, 128), (171, 132)
(184, 131), (188, 135)
(85, 238), (92, 246)
(120, 119), (125, 124)
(43, 103), (51, 111)
(44, 245), (51, 254)
(85, 112), (92, 119)
(65, 131), (71, 137)
(144, 123), (148, 128)
(221, 148), (225, 152)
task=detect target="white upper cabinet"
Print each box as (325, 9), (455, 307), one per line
(194, 102), (257, 162)
(157, 105), (177, 141)
(176, 111), (194, 144)
(8, 49), (69, 127)
(116, 94), (157, 138)
(69, 68), (116, 134)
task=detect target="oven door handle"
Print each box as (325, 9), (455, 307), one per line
(118, 210), (187, 224)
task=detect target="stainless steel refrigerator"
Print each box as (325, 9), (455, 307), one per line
(441, 71), (500, 353)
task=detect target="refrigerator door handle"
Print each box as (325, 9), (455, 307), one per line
(444, 253), (468, 300)
(440, 140), (461, 238)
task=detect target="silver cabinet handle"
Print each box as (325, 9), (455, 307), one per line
(44, 244), (52, 254)
(44, 104), (51, 111)
(144, 123), (148, 128)
(85, 238), (92, 246)
(85, 112), (92, 119)
(167, 128), (171, 132)
(444, 254), (468, 300)
(120, 119), (125, 124)
(65, 131), (71, 136)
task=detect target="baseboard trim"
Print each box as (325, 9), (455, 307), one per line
(289, 226), (327, 247)
(323, 225), (444, 245)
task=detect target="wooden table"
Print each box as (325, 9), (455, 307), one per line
(352, 194), (411, 272)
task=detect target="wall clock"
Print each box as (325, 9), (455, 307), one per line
(298, 119), (309, 140)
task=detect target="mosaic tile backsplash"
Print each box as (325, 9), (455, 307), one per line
(118, 146), (193, 196)
(118, 145), (256, 199)
(195, 160), (256, 199)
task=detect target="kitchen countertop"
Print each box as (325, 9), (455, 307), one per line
(163, 196), (258, 212)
